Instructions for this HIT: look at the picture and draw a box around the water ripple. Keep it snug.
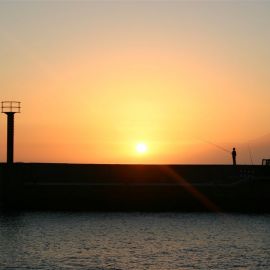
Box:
[0,212,270,270]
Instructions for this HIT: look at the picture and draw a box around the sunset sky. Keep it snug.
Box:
[0,1,270,164]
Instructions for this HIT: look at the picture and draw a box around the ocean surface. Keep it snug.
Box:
[0,212,269,270]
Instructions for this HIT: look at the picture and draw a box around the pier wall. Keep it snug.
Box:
[0,163,270,212]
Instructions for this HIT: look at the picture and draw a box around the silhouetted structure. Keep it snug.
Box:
[232,147,237,165]
[1,101,21,164]
[0,163,270,212]
[262,159,270,166]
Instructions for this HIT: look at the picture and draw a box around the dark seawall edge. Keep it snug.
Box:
[1,163,270,212]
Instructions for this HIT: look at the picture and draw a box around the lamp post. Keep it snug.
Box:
[1,101,21,164]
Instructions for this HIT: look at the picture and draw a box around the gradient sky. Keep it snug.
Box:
[0,1,270,164]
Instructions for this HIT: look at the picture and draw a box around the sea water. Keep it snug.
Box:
[0,212,269,270]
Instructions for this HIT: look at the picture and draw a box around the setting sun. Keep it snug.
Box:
[136,143,148,154]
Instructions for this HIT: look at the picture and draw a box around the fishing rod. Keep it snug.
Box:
[199,139,231,154]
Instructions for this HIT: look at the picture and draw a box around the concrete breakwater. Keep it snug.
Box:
[1,163,270,212]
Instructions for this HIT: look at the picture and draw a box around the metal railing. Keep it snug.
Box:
[1,101,21,113]
[262,159,270,166]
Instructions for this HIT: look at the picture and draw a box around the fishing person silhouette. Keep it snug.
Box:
[232,148,237,165]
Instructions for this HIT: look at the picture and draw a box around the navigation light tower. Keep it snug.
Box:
[1,101,21,164]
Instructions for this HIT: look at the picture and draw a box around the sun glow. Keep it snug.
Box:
[136,142,148,154]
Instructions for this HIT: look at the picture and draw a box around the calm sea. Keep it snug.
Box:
[0,212,269,270]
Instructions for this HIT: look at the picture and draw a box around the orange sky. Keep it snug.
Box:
[0,1,270,164]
